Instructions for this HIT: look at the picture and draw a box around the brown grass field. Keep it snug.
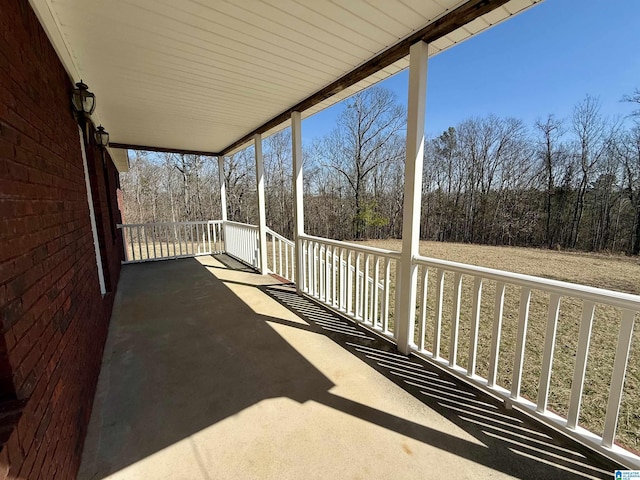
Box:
[359,239,640,453]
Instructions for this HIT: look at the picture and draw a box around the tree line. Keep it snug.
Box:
[120,86,640,255]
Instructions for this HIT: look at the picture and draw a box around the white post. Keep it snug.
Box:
[396,41,428,355]
[218,155,227,253]
[254,134,269,274]
[292,111,305,293]
[218,156,227,222]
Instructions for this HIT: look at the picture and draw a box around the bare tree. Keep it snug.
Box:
[319,87,405,239]
[264,130,293,237]
[620,125,640,254]
[568,96,611,248]
[535,115,567,248]
[224,149,256,224]
[622,88,640,117]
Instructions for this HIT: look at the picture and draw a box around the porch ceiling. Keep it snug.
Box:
[30,0,540,171]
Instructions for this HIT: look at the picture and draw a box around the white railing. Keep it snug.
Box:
[299,234,400,338]
[266,228,295,283]
[223,221,260,269]
[118,221,223,263]
[410,254,640,467]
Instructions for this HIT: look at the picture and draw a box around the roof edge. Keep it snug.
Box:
[109,143,220,158]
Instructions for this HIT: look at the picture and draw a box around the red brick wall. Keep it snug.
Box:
[0,1,123,478]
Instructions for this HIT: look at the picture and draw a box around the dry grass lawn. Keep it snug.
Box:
[359,239,640,453]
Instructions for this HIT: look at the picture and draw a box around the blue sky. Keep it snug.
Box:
[302,0,640,142]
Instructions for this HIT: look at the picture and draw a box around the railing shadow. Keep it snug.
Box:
[264,283,622,480]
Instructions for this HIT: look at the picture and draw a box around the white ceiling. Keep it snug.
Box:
[30,0,541,171]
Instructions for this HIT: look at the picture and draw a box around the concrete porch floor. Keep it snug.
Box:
[78,255,621,480]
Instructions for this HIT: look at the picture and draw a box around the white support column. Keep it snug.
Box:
[254,134,269,274]
[218,155,228,253]
[292,111,305,293]
[396,41,429,355]
[217,156,227,222]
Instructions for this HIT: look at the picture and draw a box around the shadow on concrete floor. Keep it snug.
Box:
[78,256,621,480]
[264,284,622,480]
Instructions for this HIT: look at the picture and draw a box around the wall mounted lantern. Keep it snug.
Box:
[94,125,109,148]
[71,80,96,117]
[93,123,116,240]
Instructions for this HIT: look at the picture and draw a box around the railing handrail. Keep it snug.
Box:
[119,220,224,264]
[223,220,259,230]
[300,233,401,259]
[414,254,640,311]
[266,227,295,248]
[118,220,222,228]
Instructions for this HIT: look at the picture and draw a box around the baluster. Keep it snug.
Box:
[270,233,275,273]
[143,225,149,260]
[382,258,391,333]
[487,282,506,388]
[511,287,532,399]
[285,243,289,280]
[320,245,325,300]
[363,254,370,323]
[418,266,429,351]
[536,294,561,412]
[307,241,312,294]
[567,300,595,429]
[185,224,189,255]
[179,224,184,256]
[278,238,283,277]
[166,224,170,257]
[214,223,218,252]
[334,248,340,308]
[433,269,445,358]
[151,225,157,259]
[137,226,143,260]
[602,309,636,447]
[156,225,163,258]
[340,249,346,310]
[449,272,463,366]
[372,257,380,329]
[190,224,194,255]
[467,277,483,376]
[195,224,199,254]
[347,251,353,315]
[355,253,361,319]
[314,243,319,297]
[125,227,136,261]
[326,245,331,304]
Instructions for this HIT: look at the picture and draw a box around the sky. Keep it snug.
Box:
[301,0,640,143]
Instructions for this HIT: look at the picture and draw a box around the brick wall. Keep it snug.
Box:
[0,1,123,478]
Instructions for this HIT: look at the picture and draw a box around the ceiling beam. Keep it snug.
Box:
[219,0,511,156]
[109,143,220,157]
